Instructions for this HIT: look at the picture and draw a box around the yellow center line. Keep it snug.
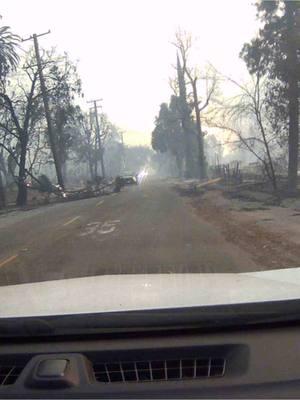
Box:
[96,200,104,207]
[63,216,81,226]
[0,254,18,269]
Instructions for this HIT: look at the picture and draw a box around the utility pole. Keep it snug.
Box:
[88,108,97,178]
[22,31,65,189]
[87,99,106,179]
[120,130,125,173]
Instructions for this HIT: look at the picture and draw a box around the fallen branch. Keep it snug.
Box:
[196,177,221,188]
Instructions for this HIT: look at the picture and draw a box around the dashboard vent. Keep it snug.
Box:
[0,365,24,385]
[94,358,226,384]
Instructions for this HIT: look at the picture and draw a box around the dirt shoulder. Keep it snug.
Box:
[175,183,300,271]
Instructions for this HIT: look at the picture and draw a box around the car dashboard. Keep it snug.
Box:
[1,321,300,398]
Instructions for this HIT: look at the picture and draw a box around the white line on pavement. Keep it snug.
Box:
[96,200,104,207]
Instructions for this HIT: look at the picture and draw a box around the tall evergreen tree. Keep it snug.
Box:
[241,0,300,194]
[151,98,185,177]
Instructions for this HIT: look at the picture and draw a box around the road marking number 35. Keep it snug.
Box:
[79,220,120,237]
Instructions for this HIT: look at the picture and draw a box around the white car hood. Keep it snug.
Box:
[2,268,300,318]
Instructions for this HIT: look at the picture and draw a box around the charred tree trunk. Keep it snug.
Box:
[94,151,98,179]
[255,104,278,193]
[88,156,94,181]
[174,153,184,178]
[287,80,299,194]
[62,161,67,184]
[0,172,6,208]
[182,126,193,179]
[191,79,207,179]
[16,137,28,207]
[286,1,299,195]
[0,151,7,180]
[99,147,106,179]
[0,153,8,203]
[177,55,195,179]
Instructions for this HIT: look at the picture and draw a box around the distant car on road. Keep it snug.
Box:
[120,175,138,186]
[113,175,138,193]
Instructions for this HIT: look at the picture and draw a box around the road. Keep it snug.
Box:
[0,179,258,286]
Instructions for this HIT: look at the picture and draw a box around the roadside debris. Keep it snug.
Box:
[172,178,221,196]
[59,180,115,202]
[174,179,300,271]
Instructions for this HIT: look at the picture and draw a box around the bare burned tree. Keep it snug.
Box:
[168,76,179,97]
[78,114,95,181]
[0,60,41,206]
[0,48,76,206]
[205,69,279,193]
[173,30,217,179]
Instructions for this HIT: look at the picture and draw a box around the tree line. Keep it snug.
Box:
[152,0,300,196]
[0,26,125,208]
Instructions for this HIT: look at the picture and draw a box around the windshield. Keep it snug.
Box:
[1,0,300,329]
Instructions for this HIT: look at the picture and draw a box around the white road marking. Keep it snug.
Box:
[96,200,104,207]
[79,220,120,237]
[99,220,120,235]
[111,193,117,197]
[79,222,99,237]
[63,216,81,226]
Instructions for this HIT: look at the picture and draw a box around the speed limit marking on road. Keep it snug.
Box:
[79,220,120,237]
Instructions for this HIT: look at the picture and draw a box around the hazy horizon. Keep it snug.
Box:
[2,0,258,147]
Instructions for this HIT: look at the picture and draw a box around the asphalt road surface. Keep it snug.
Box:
[0,179,258,286]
